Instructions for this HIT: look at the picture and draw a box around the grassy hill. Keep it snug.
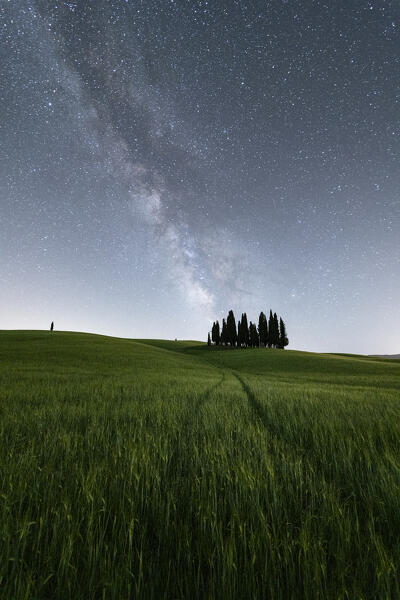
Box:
[1,331,400,599]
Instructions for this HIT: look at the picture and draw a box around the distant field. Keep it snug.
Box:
[1,331,400,599]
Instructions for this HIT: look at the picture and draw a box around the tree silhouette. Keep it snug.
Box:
[272,313,280,347]
[267,310,273,347]
[249,322,259,347]
[237,320,242,347]
[241,313,250,348]
[227,310,237,347]
[211,321,221,345]
[207,332,211,346]
[258,312,268,347]
[278,317,289,349]
[221,319,227,345]
[215,320,220,345]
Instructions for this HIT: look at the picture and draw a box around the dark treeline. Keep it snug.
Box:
[209,310,289,349]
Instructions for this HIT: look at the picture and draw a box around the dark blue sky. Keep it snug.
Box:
[1,0,399,352]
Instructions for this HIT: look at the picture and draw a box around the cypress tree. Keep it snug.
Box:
[207,332,211,346]
[221,319,227,345]
[215,320,220,345]
[278,317,289,349]
[237,320,242,348]
[272,312,279,347]
[258,311,267,347]
[227,310,237,347]
[249,322,259,347]
[241,313,250,347]
[268,310,273,347]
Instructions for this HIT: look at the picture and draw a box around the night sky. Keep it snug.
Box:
[1,1,399,353]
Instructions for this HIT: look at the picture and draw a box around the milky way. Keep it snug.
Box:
[1,1,399,352]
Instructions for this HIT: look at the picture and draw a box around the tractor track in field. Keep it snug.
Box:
[195,371,226,412]
[232,370,307,456]
[181,372,226,428]
[232,370,271,430]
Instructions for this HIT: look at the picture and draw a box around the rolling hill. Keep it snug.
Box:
[1,330,400,599]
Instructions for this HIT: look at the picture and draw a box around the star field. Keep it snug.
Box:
[1,0,399,352]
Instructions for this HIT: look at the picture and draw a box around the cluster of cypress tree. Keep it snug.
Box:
[208,309,288,349]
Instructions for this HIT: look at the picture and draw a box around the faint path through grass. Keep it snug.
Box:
[180,372,226,428]
[232,370,269,428]
[194,372,226,412]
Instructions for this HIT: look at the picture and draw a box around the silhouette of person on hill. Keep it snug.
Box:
[50,321,54,331]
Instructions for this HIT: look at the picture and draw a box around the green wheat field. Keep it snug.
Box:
[1,331,400,599]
